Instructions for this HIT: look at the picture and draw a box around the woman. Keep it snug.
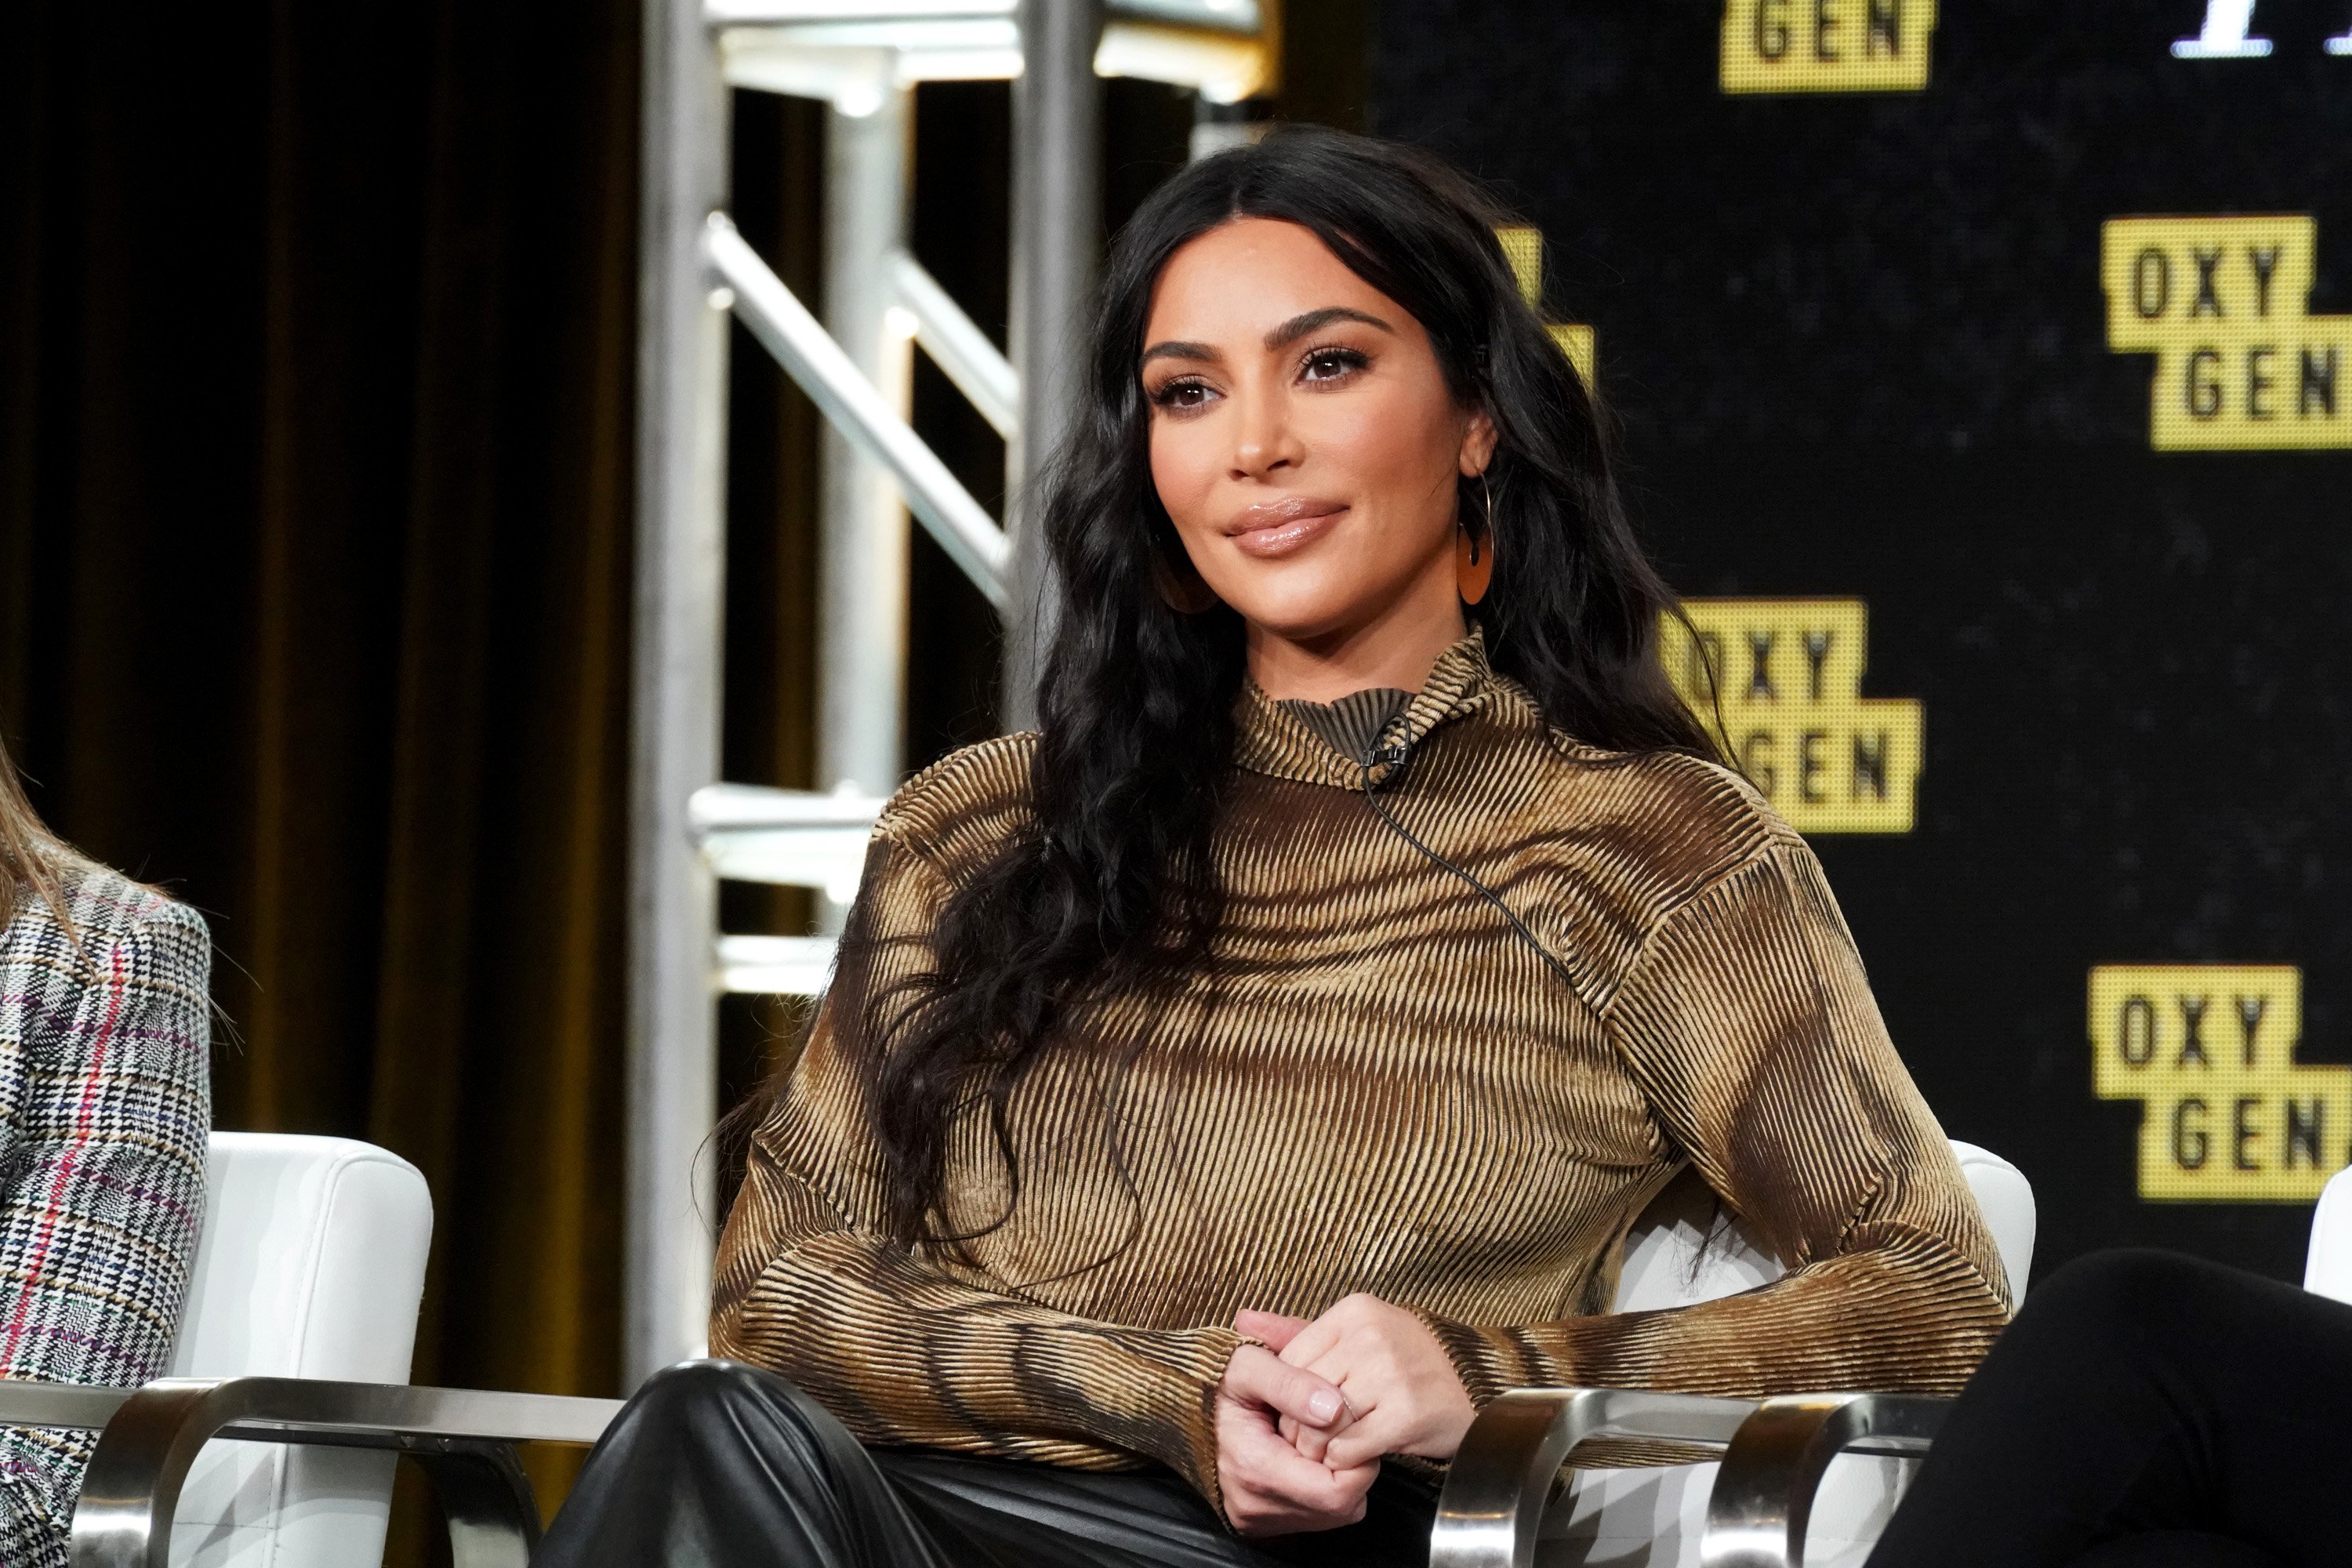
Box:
[0,732,211,1566]
[539,126,2007,1564]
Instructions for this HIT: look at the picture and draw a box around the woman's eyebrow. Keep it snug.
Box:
[1264,306,1393,348]
[1140,339,1218,366]
[1141,307,1395,368]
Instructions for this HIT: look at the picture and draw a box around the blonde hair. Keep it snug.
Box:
[0,729,82,936]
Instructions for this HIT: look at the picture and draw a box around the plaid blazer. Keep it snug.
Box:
[0,867,210,1566]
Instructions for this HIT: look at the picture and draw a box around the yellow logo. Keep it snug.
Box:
[2089,966,2349,1202]
[1660,599,1921,833]
[1720,0,1936,93]
[2102,216,2351,450]
[1496,226,1597,392]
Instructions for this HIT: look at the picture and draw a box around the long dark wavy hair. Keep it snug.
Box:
[846,126,1718,1253]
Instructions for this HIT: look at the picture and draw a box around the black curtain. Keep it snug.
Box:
[4,2,641,1556]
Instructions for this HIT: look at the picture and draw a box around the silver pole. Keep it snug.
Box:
[818,89,913,821]
[627,0,731,1388]
[1005,0,1102,729]
[890,251,1020,441]
[707,219,1011,604]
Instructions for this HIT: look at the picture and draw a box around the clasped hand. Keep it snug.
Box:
[1213,1293,1475,1536]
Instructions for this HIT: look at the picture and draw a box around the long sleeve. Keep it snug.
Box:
[1418,840,2012,1403]
[0,893,212,1566]
[710,833,1245,1504]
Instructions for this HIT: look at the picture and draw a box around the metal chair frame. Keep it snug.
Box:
[1701,1392,1948,1568]
[1,1371,1943,1568]
[1430,1386,1955,1568]
[0,1377,620,1568]
[1428,1388,1758,1568]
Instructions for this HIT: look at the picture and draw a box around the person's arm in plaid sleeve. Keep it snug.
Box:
[0,875,211,1566]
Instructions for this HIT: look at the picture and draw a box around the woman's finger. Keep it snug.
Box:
[1233,1308,1311,1353]
[1223,1344,1347,1429]
[1292,1371,1370,1463]
[1273,1314,1344,1370]
[1320,1410,1407,1471]
[1219,1399,1379,1534]
[1246,1447,1377,1524]
[1290,1407,1331,1462]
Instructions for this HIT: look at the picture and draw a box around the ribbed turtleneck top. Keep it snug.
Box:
[711,633,2009,1509]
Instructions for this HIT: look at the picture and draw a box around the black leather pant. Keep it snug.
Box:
[1869,1250,2352,1567]
[531,1359,1438,1567]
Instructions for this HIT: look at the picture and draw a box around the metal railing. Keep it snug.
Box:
[707,213,1012,604]
[690,782,884,993]
[890,249,1020,437]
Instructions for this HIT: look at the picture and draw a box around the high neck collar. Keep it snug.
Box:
[1235,629,1530,789]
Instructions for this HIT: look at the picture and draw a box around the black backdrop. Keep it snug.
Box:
[1372,0,2352,1281]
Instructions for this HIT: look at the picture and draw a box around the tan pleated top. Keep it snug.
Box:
[711,633,2010,1508]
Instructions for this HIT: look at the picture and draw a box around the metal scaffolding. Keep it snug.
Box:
[629,0,1276,1384]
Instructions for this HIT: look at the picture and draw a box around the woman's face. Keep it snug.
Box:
[1140,217,1495,654]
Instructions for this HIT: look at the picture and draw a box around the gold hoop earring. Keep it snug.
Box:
[1456,472,1495,607]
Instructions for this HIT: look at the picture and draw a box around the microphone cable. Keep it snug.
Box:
[1357,739,1583,996]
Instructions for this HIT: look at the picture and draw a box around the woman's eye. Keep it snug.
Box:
[1301,347,1369,384]
[1151,379,1214,412]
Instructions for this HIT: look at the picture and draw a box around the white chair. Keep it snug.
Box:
[2303,1164,2352,1303]
[1528,1140,2037,1567]
[166,1133,434,1568]
[0,1130,613,1566]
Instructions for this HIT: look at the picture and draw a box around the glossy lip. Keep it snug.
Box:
[1222,495,1348,559]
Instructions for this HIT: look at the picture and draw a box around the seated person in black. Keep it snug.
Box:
[1870,1249,2347,1568]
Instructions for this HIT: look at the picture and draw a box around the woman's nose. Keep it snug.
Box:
[1229,385,1301,479]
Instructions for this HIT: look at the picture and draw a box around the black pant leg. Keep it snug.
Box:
[875,1451,1256,1568]
[1258,1466,1439,1567]
[876,1449,1438,1568]
[535,1359,1437,1568]
[533,1359,969,1568]
[1867,1250,2352,1568]
[2067,1534,2284,1568]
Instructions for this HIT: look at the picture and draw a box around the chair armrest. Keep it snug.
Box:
[24,1376,622,1568]
[0,1374,617,1442]
[1700,1392,1949,1568]
[0,1383,134,1432]
[1429,1387,1758,1568]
